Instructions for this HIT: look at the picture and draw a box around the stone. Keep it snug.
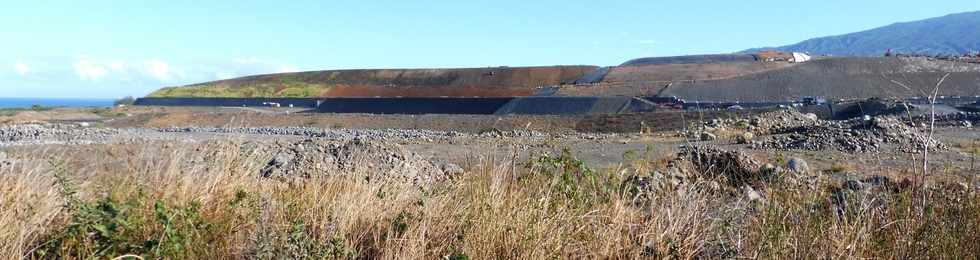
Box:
[787,158,810,173]
[700,132,717,141]
[440,163,465,176]
[803,113,819,121]
[743,185,764,202]
[735,132,755,144]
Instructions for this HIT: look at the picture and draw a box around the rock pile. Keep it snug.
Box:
[260,139,452,185]
[158,126,612,142]
[477,128,547,138]
[158,127,465,141]
[916,112,980,128]
[747,110,821,134]
[752,116,947,153]
[0,124,119,146]
[685,109,820,141]
[681,145,778,188]
[691,109,947,153]
[622,145,782,205]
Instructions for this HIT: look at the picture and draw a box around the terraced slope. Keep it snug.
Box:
[555,60,797,96]
[149,66,597,98]
[660,57,980,101]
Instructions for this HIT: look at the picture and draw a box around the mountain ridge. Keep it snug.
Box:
[744,11,980,56]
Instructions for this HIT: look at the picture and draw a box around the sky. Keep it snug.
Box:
[2,0,979,98]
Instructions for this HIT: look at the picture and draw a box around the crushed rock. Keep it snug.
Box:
[260,139,451,185]
[914,112,980,128]
[0,124,119,146]
[689,108,948,153]
[752,116,946,153]
[623,145,782,205]
[157,126,466,141]
[681,145,777,188]
[748,109,822,134]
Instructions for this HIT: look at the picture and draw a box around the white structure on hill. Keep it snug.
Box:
[791,52,812,63]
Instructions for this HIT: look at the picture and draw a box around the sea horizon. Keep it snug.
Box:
[0,97,116,109]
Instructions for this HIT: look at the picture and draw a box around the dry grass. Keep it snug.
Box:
[1,140,979,259]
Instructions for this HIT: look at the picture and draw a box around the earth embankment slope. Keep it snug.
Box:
[555,56,798,97]
[646,57,980,101]
[149,66,597,98]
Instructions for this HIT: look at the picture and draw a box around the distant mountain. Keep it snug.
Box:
[745,11,980,56]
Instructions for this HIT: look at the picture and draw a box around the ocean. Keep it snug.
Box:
[0,97,115,109]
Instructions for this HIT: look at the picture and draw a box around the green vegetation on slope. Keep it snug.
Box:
[149,75,329,98]
[147,66,597,98]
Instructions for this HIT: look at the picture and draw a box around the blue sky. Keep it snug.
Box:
[2,0,979,98]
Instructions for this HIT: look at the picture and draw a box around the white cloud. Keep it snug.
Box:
[62,55,294,84]
[638,39,657,45]
[108,61,127,72]
[215,71,237,80]
[276,65,299,73]
[74,57,108,80]
[233,57,262,64]
[143,59,173,81]
[14,61,30,76]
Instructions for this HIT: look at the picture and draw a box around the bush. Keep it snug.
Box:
[30,104,50,111]
[113,96,136,106]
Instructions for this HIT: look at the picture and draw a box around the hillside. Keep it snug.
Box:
[148,66,597,98]
[554,57,797,97]
[745,11,980,56]
[550,56,980,101]
[659,57,980,101]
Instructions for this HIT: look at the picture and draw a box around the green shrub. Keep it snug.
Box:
[113,96,136,106]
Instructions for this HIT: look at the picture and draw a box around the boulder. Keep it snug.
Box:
[699,132,717,142]
[440,163,465,176]
[735,132,755,144]
[743,185,764,202]
[787,158,810,173]
[803,113,819,121]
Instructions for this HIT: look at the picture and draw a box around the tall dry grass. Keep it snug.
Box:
[0,140,978,259]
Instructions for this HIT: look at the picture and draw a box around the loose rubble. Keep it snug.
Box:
[752,116,947,153]
[914,112,980,128]
[158,126,467,141]
[0,124,119,146]
[260,139,451,185]
[691,109,948,153]
[680,145,777,188]
[0,123,624,147]
[158,126,608,141]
